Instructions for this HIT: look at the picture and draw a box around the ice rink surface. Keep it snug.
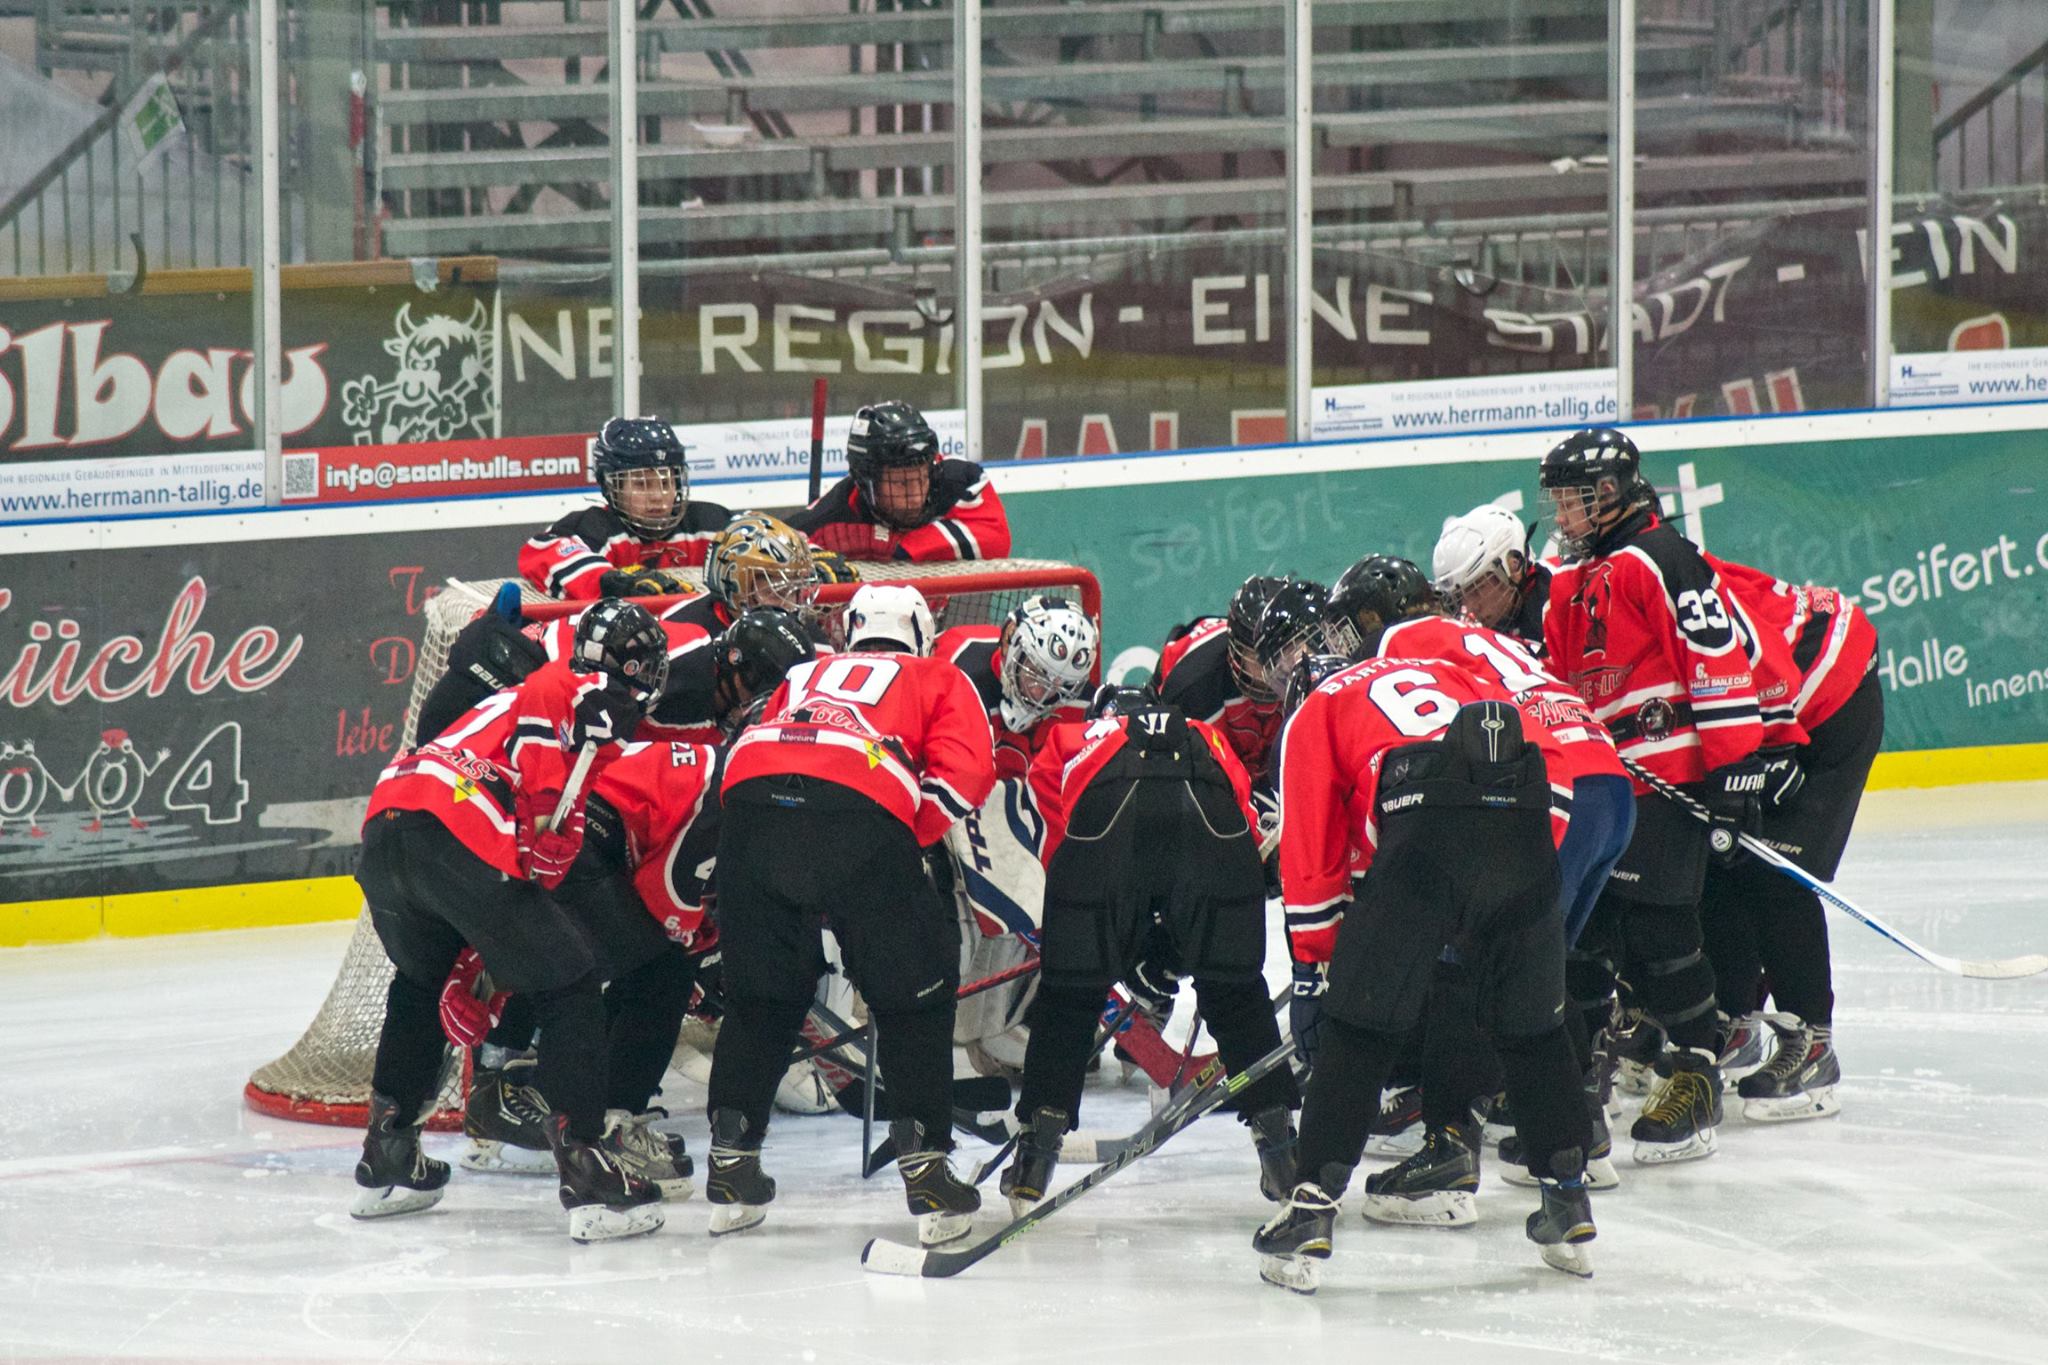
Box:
[4,783,2046,1365]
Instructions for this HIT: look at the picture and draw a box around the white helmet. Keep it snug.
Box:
[999,596,1098,732]
[844,584,936,657]
[1432,504,1531,621]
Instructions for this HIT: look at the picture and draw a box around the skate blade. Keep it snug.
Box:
[1360,1188,1476,1228]
[918,1210,974,1247]
[349,1184,444,1219]
[458,1140,553,1175]
[1630,1128,1718,1165]
[861,1237,929,1276]
[1505,1155,1620,1191]
[707,1203,767,1237]
[1741,1087,1841,1124]
[569,1201,665,1243]
[1364,1129,1422,1159]
[1259,1253,1321,1295]
[1539,1239,1595,1278]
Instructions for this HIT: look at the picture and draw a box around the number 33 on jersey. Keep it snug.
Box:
[723,651,997,847]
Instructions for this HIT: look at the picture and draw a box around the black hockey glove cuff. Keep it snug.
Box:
[1757,745,1806,811]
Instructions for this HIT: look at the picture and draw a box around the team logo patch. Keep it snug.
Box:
[1636,697,1677,740]
[864,740,887,769]
[1574,665,1630,701]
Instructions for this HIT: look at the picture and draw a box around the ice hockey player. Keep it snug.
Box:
[1322,553,1636,1211]
[936,594,1099,779]
[1003,686,1299,1215]
[706,584,996,1244]
[645,606,817,745]
[658,512,830,639]
[1538,426,1784,1164]
[455,733,724,1198]
[1153,574,1300,785]
[351,599,670,1242]
[1696,556,1881,1121]
[1431,502,1551,641]
[787,401,1011,562]
[520,416,731,600]
[1258,654,1595,1293]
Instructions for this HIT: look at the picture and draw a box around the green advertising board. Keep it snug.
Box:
[1003,424,2048,755]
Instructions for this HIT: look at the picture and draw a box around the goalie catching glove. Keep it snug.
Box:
[439,947,511,1048]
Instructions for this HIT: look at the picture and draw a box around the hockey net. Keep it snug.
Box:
[243,558,1103,1130]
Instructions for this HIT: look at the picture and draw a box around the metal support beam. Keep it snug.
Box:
[610,0,641,416]
[253,0,284,501]
[1608,0,1635,418]
[1286,0,1312,441]
[954,0,983,461]
[1868,0,1895,407]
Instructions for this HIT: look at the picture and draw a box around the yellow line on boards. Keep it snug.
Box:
[0,877,361,948]
[1865,742,2048,791]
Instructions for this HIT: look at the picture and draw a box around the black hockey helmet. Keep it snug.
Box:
[1225,574,1294,704]
[846,400,941,530]
[713,607,813,708]
[1087,684,1154,720]
[1538,427,1655,555]
[1253,579,1333,694]
[592,416,690,538]
[573,598,670,711]
[1280,653,1354,719]
[1323,554,1438,658]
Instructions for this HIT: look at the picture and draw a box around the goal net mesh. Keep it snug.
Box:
[244,559,1101,1129]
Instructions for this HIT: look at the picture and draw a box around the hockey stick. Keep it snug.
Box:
[1623,757,2048,980]
[547,742,599,833]
[861,1036,1299,1279]
[807,376,828,504]
[785,957,1042,1070]
[970,991,1144,1186]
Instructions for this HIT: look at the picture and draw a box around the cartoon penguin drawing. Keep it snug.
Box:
[78,729,170,832]
[0,740,60,838]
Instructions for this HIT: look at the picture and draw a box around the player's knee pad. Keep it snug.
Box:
[1632,948,1718,1028]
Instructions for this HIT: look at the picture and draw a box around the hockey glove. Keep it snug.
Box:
[809,548,860,585]
[599,566,695,598]
[1757,744,1806,811]
[571,679,644,748]
[516,798,586,890]
[438,947,511,1049]
[1703,758,1767,866]
[1290,958,1330,1071]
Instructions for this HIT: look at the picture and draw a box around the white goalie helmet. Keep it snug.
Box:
[843,583,936,657]
[1432,503,1532,626]
[998,595,1098,732]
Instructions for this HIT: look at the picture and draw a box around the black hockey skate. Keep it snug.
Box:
[545,1113,664,1243]
[1737,1018,1841,1123]
[461,1062,553,1176]
[1363,1084,1423,1157]
[1524,1148,1597,1278]
[1247,1105,1298,1202]
[1630,1047,1723,1164]
[1000,1106,1067,1216]
[1476,1089,1517,1147]
[1361,1121,1480,1227]
[893,1118,981,1247]
[705,1108,775,1236]
[1254,1174,1345,1295]
[351,1092,451,1219]
[604,1108,694,1200]
[1503,1090,1619,1191]
[1715,1011,1769,1083]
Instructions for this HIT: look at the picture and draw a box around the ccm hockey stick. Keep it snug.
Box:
[861,1036,1299,1279]
[1623,757,2048,980]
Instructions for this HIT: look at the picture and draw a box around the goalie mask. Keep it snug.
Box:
[705,512,818,614]
[592,416,690,538]
[844,583,936,656]
[1432,504,1534,628]
[572,598,670,711]
[998,596,1098,733]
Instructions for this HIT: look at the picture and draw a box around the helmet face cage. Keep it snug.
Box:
[1253,582,1333,704]
[1432,507,1531,625]
[1320,614,1367,660]
[1540,428,1648,557]
[846,402,940,531]
[707,516,818,613]
[999,603,1098,730]
[1225,575,1291,705]
[574,599,670,712]
[593,417,690,538]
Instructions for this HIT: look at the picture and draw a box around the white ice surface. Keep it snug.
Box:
[4,782,2047,1364]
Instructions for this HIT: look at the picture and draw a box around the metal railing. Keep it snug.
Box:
[1933,37,2048,193]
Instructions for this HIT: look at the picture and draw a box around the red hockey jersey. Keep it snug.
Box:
[1027,714,1256,867]
[1543,517,1772,790]
[1707,556,1877,733]
[519,501,733,600]
[1375,615,1627,787]
[1152,617,1281,784]
[722,650,996,846]
[590,739,721,945]
[1276,656,1572,964]
[935,623,1085,780]
[366,659,621,879]
[787,461,1012,562]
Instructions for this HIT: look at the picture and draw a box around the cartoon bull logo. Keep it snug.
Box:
[340,299,497,445]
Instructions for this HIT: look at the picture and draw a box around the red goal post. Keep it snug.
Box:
[243,557,1102,1130]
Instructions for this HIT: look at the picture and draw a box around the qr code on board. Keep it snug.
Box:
[281,452,317,500]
